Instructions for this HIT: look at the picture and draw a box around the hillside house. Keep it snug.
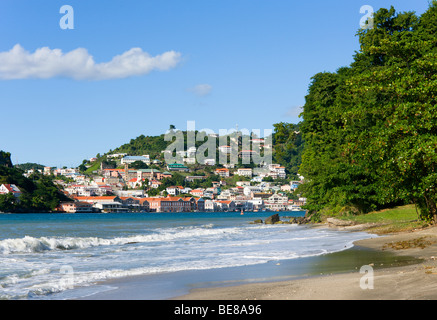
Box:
[121,155,150,165]
[235,168,252,177]
[215,168,230,178]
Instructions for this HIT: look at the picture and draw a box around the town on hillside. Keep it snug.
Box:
[10,149,306,213]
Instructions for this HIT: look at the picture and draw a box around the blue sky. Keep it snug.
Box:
[0,0,430,167]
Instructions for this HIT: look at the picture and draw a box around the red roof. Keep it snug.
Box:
[1,184,21,193]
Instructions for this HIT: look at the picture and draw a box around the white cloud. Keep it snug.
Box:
[0,44,182,80]
[188,84,213,96]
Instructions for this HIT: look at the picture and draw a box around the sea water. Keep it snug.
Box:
[0,212,374,300]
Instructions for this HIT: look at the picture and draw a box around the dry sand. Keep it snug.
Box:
[174,226,437,300]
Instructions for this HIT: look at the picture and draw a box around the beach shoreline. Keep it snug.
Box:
[173,225,437,300]
[78,223,437,300]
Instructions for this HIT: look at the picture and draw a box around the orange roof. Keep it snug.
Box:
[74,196,117,201]
[217,200,232,204]
[165,196,184,201]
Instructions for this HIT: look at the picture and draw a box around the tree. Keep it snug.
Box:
[0,151,13,168]
[129,161,148,170]
[299,3,437,221]
[272,122,304,178]
[0,193,18,212]
[346,4,437,221]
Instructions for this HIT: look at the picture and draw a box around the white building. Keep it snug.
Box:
[236,168,252,177]
[54,168,79,177]
[243,186,263,197]
[121,155,150,165]
[107,153,127,159]
[114,190,146,198]
[204,199,218,211]
[166,186,181,196]
[268,164,286,179]
[94,202,129,213]
[265,193,288,211]
[248,198,264,210]
[236,181,251,187]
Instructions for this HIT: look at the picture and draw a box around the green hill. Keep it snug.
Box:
[111,134,170,159]
[81,124,304,178]
[14,163,45,171]
[0,153,71,213]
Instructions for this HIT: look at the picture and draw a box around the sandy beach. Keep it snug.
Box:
[174,225,437,300]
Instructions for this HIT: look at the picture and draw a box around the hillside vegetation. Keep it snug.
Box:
[83,124,305,179]
[0,154,70,213]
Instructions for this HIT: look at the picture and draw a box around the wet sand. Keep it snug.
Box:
[81,225,437,300]
[174,226,437,300]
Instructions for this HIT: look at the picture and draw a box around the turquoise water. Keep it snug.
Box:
[0,211,374,300]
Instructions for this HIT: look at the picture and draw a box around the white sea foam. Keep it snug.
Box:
[0,217,376,300]
[0,225,242,255]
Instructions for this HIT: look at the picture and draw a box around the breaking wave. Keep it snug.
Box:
[0,225,240,255]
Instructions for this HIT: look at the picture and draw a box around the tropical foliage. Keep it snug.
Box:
[299,3,437,222]
[0,163,70,212]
